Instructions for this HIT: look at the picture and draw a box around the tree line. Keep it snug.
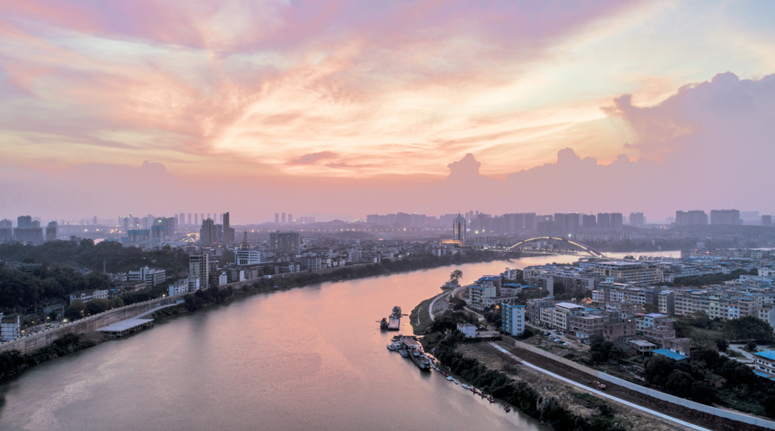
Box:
[0,239,189,274]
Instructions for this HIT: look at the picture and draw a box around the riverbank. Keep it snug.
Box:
[0,251,509,384]
[409,293,700,431]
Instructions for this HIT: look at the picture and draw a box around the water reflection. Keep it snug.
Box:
[0,253,662,431]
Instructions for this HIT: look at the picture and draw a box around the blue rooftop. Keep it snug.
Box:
[753,370,775,380]
[645,313,667,318]
[754,351,775,361]
[653,349,688,361]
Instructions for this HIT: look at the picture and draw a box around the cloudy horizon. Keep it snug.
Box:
[2,1,774,222]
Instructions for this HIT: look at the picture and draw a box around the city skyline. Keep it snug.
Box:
[1,2,774,219]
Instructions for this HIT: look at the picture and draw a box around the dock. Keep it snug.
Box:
[97,318,154,338]
[388,315,400,330]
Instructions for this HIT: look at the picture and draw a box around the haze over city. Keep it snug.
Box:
[5,3,775,431]
[2,1,774,222]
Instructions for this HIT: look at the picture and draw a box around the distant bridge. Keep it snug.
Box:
[504,236,604,257]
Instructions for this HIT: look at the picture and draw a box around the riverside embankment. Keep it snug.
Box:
[0,258,564,431]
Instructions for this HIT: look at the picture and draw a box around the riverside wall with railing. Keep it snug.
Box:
[0,296,181,355]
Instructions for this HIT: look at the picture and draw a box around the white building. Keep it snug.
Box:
[218,273,228,286]
[456,323,477,338]
[552,302,586,331]
[169,278,199,296]
[69,290,109,304]
[236,249,261,266]
[128,266,166,288]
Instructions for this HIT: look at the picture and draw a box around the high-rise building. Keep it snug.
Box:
[270,231,300,255]
[223,212,231,245]
[710,209,742,225]
[453,213,466,243]
[597,213,610,230]
[13,216,43,244]
[0,219,13,243]
[582,214,596,229]
[45,221,58,241]
[187,213,192,225]
[676,210,708,225]
[194,213,199,226]
[200,218,216,245]
[288,213,293,224]
[629,212,645,226]
[275,213,280,224]
[763,215,772,226]
[554,213,579,234]
[281,213,286,224]
[93,216,97,225]
[17,215,32,228]
[611,213,623,231]
[179,213,185,226]
[189,253,210,289]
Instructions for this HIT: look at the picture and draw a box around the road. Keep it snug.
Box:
[488,342,710,431]
[428,285,467,322]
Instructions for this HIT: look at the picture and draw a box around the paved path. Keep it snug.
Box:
[428,285,466,322]
[489,342,710,431]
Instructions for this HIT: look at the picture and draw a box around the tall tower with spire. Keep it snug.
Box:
[453,213,466,244]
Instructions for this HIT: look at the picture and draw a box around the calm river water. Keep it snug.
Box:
[0,252,671,430]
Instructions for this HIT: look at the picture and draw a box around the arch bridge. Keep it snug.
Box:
[505,236,604,257]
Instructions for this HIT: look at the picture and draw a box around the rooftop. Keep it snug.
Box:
[98,318,154,333]
[555,302,585,309]
[754,351,775,361]
[653,349,688,361]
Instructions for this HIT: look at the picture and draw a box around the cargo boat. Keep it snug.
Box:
[391,335,431,371]
[380,306,402,331]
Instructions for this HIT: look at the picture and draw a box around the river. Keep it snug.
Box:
[0,252,668,430]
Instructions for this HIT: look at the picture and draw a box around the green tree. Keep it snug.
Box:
[723,316,774,343]
[666,370,695,398]
[450,269,463,283]
[86,298,110,315]
[64,300,85,321]
[716,338,729,352]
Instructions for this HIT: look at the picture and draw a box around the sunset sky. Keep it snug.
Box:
[1,1,774,222]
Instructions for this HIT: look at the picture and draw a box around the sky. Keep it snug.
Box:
[1,0,774,223]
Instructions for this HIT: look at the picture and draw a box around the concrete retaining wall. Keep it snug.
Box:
[511,339,775,430]
[0,297,181,355]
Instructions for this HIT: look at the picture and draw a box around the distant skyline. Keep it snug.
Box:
[1,1,774,221]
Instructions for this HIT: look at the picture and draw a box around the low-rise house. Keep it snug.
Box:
[753,351,775,378]
[69,290,109,304]
[456,323,477,338]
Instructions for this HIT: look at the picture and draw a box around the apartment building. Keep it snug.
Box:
[552,302,586,332]
[569,313,606,339]
[501,303,525,336]
[593,261,661,285]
